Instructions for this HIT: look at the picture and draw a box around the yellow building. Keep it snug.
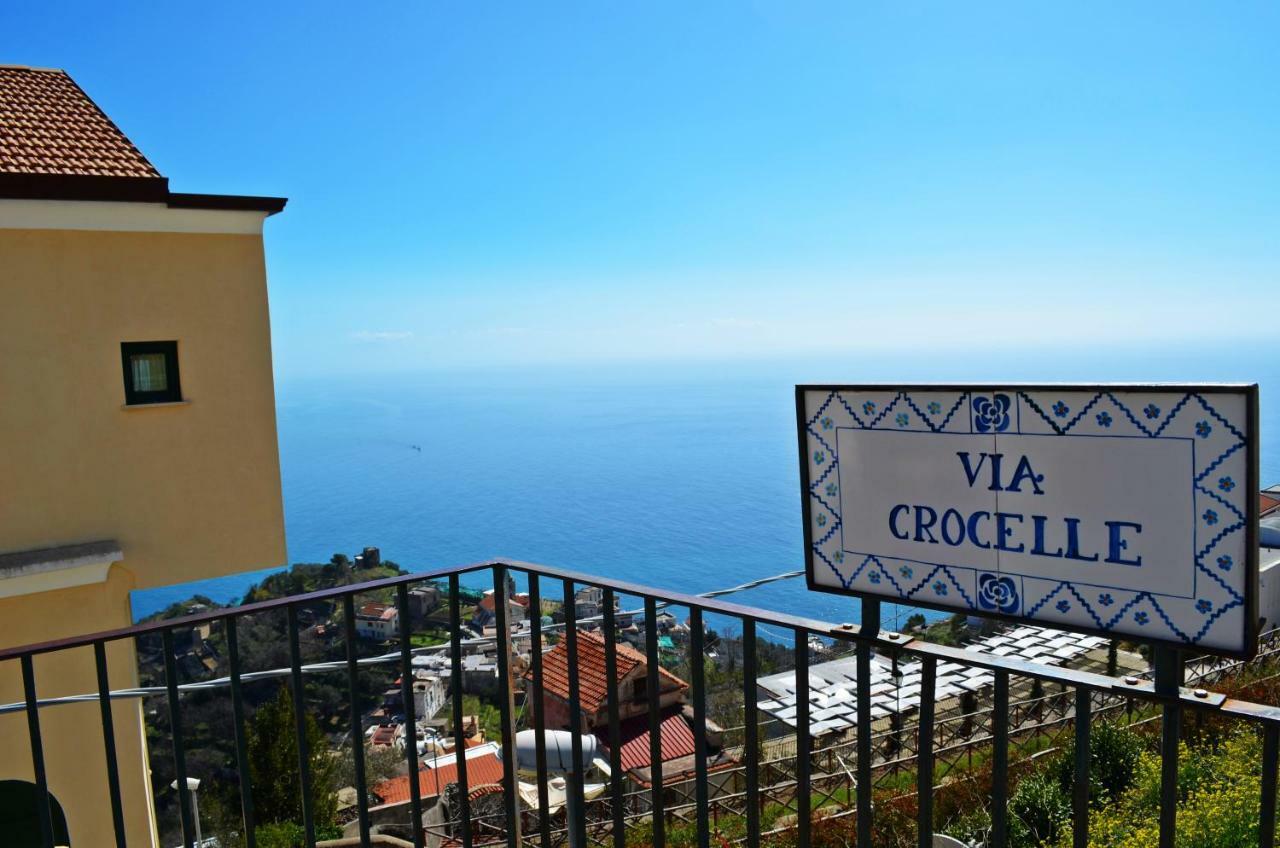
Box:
[0,65,287,846]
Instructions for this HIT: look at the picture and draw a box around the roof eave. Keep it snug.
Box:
[0,174,287,215]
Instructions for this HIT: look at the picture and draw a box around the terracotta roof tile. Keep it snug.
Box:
[529,630,688,715]
[0,66,161,179]
[593,707,696,773]
[1263,493,1280,517]
[372,752,505,806]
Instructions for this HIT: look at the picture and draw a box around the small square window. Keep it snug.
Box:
[121,341,182,405]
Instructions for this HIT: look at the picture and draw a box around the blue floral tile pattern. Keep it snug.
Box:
[803,387,1250,653]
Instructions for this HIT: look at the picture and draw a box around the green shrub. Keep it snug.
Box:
[1009,772,1071,847]
[1051,721,1146,806]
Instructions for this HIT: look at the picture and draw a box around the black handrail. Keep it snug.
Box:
[5,556,1280,848]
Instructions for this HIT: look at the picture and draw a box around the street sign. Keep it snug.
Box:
[798,385,1259,658]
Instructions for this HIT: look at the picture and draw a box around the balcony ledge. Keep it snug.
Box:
[0,540,122,599]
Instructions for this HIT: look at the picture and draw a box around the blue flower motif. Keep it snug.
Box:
[1096,411,1113,427]
[1196,599,1213,614]
[899,565,913,580]
[1217,554,1233,571]
[816,514,827,528]
[927,401,942,415]
[834,551,844,564]
[1098,593,1114,607]
[1143,403,1161,420]
[972,394,1012,433]
[1134,611,1149,626]
[977,573,1019,614]
[1052,401,1069,418]
[1218,476,1235,493]
[1203,509,1219,526]
[862,401,876,416]
[825,482,838,497]
[820,416,834,431]
[1055,599,1071,613]
[868,571,881,584]
[1195,420,1212,438]
[932,580,948,596]
[813,450,826,465]
[895,412,910,428]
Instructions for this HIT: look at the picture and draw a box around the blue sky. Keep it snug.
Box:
[5,2,1277,377]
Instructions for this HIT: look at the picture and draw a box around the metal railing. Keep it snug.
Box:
[4,557,1280,848]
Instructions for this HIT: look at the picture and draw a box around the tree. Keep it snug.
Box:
[246,685,339,834]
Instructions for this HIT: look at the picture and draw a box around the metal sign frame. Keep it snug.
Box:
[797,383,1260,660]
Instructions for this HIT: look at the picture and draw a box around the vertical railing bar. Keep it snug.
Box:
[21,655,56,848]
[492,565,521,848]
[287,604,317,847]
[528,573,552,848]
[644,596,665,848]
[163,629,196,848]
[396,583,425,848]
[564,579,587,848]
[795,628,810,847]
[343,595,372,847]
[1154,648,1182,848]
[604,589,625,848]
[1073,687,1091,848]
[449,574,473,848]
[991,670,1009,848]
[1261,723,1279,848]
[855,639,873,848]
[94,641,128,848]
[917,655,937,848]
[690,607,709,848]
[227,616,257,848]
[742,618,761,848]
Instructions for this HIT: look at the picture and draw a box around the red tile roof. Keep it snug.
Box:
[0,66,160,178]
[530,630,688,714]
[372,752,505,805]
[593,708,696,773]
[1263,493,1280,517]
[478,592,530,613]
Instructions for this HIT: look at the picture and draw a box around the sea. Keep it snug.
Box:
[131,345,1280,633]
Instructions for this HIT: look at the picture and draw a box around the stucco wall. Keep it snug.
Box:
[0,223,287,588]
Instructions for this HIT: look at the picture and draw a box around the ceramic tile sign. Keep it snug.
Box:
[797,385,1260,658]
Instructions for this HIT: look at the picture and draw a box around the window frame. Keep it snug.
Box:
[120,340,183,406]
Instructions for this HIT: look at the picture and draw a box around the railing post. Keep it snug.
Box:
[287,604,317,847]
[1262,723,1279,848]
[644,596,665,848]
[690,607,709,848]
[162,629,196,848]
[742,618,761,848]
[795,628,810,847]
[991,670,1009,848]
[93,641,128,848]
[856,596,879,848]
[1073,687,1091,848]
[227,615,257,848]
[342,595,372,847]
[448,574,472,848]
[1154,647,1183,848]
[603,589,625,848]
[917,655,936,848]
[528,573,552,848]
[563,579,586,848]
[492,564,521,848]
[21,655,56,848]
